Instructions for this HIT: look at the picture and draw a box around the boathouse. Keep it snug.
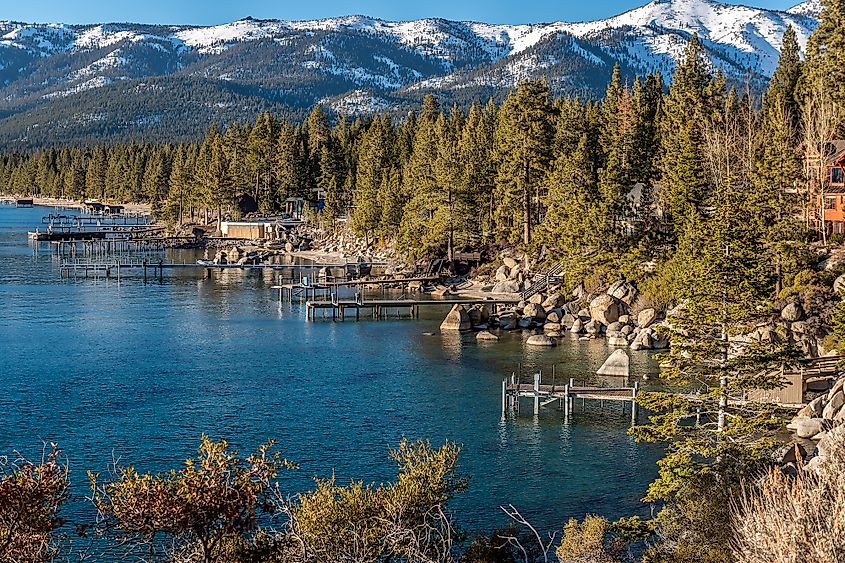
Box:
[83,201,124,215]
[220,220,276,239]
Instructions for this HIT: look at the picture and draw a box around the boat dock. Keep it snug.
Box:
[58,259,386,282]
[502,371,640,424]
[272,276,440,302]
[304,295,519,321]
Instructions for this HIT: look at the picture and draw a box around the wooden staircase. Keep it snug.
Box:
[521,263,565,301]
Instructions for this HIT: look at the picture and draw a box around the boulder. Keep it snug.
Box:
[546,310,562,323]
[608,336,629,347]
[546,330,564,337]
[795,417,831,439]
[781,302,804,322]
[543,322,562,333]
[499,317,517,331]
[476,331,499,341]
[467,307,484,327]
[491,280,520,294]
[597,349,630,376]
[518,316,534,329]
[503,257,518,269]
[570,319,584,334]
[835,274,845,294]
[562,313,577,328]
[542,293,564,310]
[589,294,623,326]
[528,293,545,305]
[607,280,639,305]
[440,305,471,332]
[607,321,624,332]
[526,334,557,347]
[637,308,657,329]
[618,315,631,325]
[822,390,845,419]
[495,265,510,282]
[523,303,547,321]
[585,320,601,336]
[621,325,634,336]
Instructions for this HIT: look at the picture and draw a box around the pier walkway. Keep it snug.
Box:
[502,371,640,424]
[304,295,519,321]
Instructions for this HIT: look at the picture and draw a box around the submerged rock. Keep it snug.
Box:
[526,334,557,347]
[476,330,499,341]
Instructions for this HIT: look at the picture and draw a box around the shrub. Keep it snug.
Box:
[731,426,845,563]
[0,445,68,563]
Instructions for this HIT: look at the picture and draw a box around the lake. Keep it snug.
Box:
[0,204,662,538]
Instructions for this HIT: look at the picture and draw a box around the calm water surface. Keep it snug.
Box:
[0,205,661,535]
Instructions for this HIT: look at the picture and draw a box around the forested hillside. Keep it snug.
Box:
[0,0,818,146]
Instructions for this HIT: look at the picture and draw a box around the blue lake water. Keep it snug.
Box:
[0,204,662,537]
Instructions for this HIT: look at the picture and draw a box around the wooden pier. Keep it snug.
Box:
[304,296,519,321]
[59,259,387,283]
[272,276,440,302]
[502,371,640,424]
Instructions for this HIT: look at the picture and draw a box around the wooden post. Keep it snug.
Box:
[502,380,507,420]
[533,372,540,416]
[564,383,570,419]
[631,381,639,425]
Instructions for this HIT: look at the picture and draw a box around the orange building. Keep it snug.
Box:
[809,140,845,235]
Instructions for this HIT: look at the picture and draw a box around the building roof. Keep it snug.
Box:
[826,140,845,165]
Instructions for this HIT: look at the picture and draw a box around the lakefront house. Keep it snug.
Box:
[809,140,845,236]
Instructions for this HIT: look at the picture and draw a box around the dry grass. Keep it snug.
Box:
[732,426,845,563]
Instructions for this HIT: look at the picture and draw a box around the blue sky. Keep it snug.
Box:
[2,0,802,25]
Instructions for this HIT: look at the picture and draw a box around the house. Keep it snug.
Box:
[808,140,845,235]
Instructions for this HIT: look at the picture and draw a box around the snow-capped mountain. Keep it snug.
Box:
[0,0,820,147]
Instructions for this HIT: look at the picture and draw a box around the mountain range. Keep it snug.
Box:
[0,0,822,148]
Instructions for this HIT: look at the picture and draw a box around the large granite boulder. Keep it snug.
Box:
[637,308,657,329]
[589,294,623,326]
[795,418,831,439]
[440,305,471,332]
[597,349,630,376]
[607,280,639,305]
[476,330,499,341]
[523,303,547,322]
[491,280,520,294]
[542,293,564,310]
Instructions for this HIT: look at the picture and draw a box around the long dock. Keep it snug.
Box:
[59,259,386,282]
[304,296,519,321]
[502,371,640,424]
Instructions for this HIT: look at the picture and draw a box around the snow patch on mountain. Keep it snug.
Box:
[321,89,389,114]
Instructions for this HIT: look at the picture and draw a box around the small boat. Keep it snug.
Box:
[196,259,215,266]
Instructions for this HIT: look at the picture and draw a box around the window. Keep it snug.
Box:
[832,167,845,184]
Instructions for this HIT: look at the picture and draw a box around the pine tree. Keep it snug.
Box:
[459,100,497,244]
[659,35,716,236]
[803,0,845,112]
[493,80,556,246]
[352,116,395,243]
[246,112,277,212]
[755,27,805,295]
[85,146,107,200]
